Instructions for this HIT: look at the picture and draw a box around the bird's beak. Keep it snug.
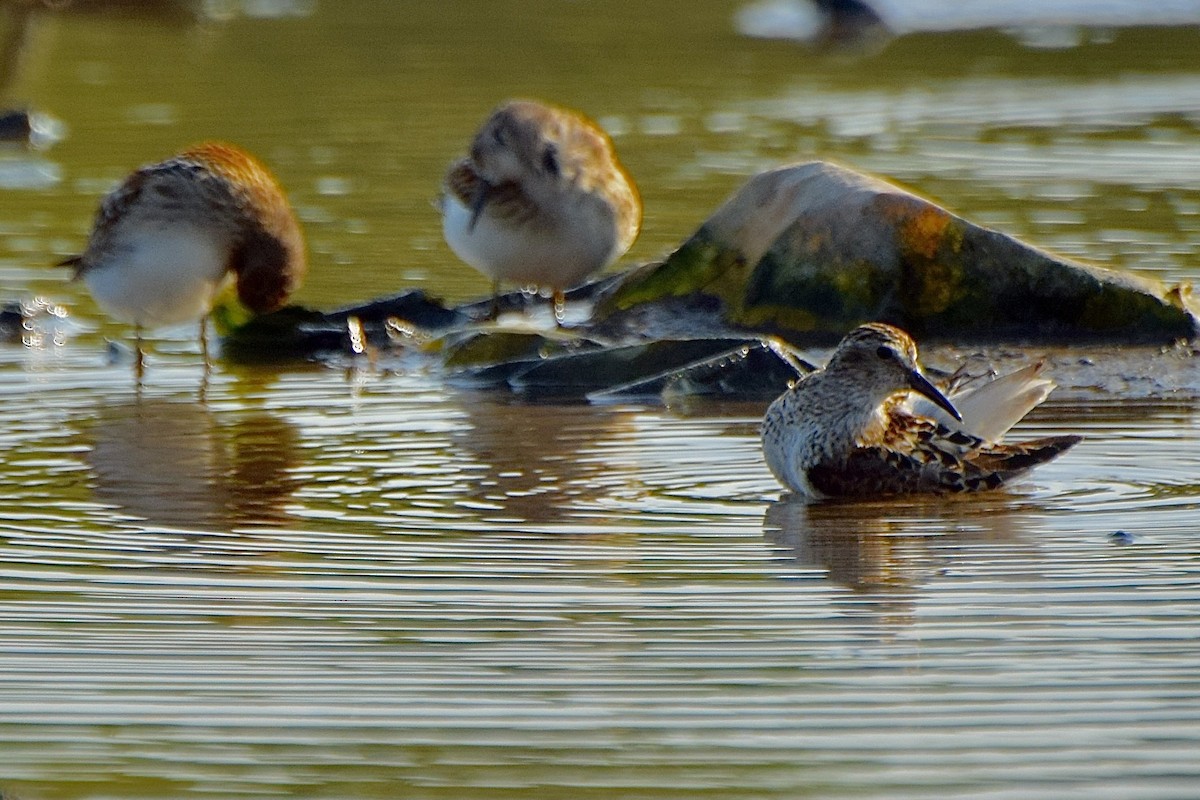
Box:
[468,183,491,232]
[908,369,962,422]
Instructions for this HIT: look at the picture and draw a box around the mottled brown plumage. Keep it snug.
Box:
[186,142,307,314]
[440,99,641,320]
[761,323,1081,501]
[62,141,306,371]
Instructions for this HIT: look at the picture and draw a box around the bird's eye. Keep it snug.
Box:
[876,346,892,360]
[541,146,559,176]
[492,127,506,146]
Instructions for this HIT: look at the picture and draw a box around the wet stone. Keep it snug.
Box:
[450,337,771,399]
[589,340,812,403]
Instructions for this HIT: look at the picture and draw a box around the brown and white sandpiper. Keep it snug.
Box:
[440,99,641,323]
[761,323,1081,500]
[61,141,306,374]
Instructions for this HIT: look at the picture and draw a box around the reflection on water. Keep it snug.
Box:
[762,493,1041,625]
[87,398,300,530]
[450,394,638,526]
[763,494,1026,592]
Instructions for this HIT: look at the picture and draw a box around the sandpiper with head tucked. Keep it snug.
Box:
[440,99,641,323]
[61,141,306,374]
[761,323,1081,501]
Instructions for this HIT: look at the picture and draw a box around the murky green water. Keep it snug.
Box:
[0,2,1199,798]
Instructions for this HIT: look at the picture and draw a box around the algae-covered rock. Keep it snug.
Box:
[218,290,469,361]
[217,305,346,362]
[597,161,1198,343]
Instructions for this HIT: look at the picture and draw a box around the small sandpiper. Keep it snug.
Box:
[440,98,641,323]
[61,141,306,374]
[761,323,1081,500]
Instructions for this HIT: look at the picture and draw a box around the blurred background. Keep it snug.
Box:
[1,0,1199,328]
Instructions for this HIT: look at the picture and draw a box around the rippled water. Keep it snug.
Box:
[1,1,1199,798]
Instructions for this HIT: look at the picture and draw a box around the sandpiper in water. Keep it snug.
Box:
[61,141,306,375]
[761,323,1081,500]
[440,98,641,323]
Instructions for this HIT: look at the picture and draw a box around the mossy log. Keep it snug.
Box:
[596,161,1198,344]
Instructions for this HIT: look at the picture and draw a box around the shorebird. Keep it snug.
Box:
[440,98,641,323]
[61,141,306,375]
[761,323,1081,500]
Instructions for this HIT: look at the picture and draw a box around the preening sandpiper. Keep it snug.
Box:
[440,98,641,323]
[761,323,1081,501]
[61,141,306,374]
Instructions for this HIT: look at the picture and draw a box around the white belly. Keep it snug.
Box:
[83,226,231,329]
[441,194,617,290]
[762,431,824,501]
[761,398,827,501]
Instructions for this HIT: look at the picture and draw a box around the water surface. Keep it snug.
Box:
[0,1,1199,797]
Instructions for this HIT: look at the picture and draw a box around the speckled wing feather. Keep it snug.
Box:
[61,157,231,279]
[809,413,1081,497]
[60,160,194,277]
[104,157,230,224]
[63,143,305,314]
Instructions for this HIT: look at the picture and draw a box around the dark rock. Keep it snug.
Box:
[589,339,813,402]
[325,289,468,331]
[449,337,773,399]
[0,110,32,143]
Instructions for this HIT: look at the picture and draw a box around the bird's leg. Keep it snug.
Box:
[552,289,566,328]
[133,324,145,382]
[485,279,501,321]
[199,315,211,373]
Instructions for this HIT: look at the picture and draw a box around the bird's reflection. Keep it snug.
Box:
[763,492,1037,622]
[87,398,300,531]
[449,393,635,525]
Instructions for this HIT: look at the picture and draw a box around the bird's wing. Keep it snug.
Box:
[807,446,958,497]
[60,166,159,276]
[809,416,1081,499]
[910,361,1057,443]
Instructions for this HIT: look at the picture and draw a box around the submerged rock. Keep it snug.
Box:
[588,339,811,403]
[449,336,780,399]
[0,297,70,344]
[0,111,33,144]
[596,161,1198,344]
[0,302,23,342]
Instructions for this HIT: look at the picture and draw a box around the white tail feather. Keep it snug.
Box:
[911,362,1056,443]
